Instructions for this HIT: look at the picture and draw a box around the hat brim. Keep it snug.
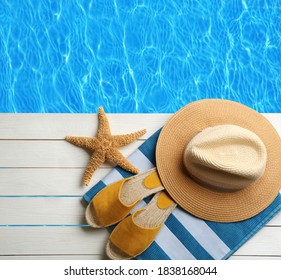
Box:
[156,99,281,222]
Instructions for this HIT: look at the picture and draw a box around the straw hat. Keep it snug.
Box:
[156,99,281,222]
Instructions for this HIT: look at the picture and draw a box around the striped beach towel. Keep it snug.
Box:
[83,129,281,260]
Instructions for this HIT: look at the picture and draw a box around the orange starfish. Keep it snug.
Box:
[65,107,146,186]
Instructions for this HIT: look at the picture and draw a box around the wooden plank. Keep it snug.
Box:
[230,256,281,260]
[1,197,281,226]
[265,113,281,135]
[0,113,280,140]
[0,140,143,168]
[0,227,280,256]
[0,227,109,255]
[0,255,105,260]
[1,255,280,260]
[0,168,111,196]
[0,114,171,139]
[267,211,281,226]
[234,227,281,256]
[0,198,86,225]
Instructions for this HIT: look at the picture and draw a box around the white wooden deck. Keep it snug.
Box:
[0,113,281,260]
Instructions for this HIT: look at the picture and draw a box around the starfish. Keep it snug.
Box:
[65,107,146,186]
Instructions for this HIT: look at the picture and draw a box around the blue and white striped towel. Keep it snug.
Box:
[83,129,281,260]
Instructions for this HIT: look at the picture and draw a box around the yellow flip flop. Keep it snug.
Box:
[106,191,177,260]
[85,168,164,228]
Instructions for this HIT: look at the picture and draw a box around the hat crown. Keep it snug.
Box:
[183,125,267,191]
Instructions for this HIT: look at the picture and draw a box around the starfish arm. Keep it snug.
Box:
[111,129,147,147]
[65,136,99,151]
[83,151,106,186]
[106,148,139,174]
[97,107,111,139]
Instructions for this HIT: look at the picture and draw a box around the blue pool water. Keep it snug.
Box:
[0,0,281,113]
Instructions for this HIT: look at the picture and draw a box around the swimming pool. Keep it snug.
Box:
[0,0,280,113]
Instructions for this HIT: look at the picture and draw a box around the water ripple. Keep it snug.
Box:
[0,0,280,113]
